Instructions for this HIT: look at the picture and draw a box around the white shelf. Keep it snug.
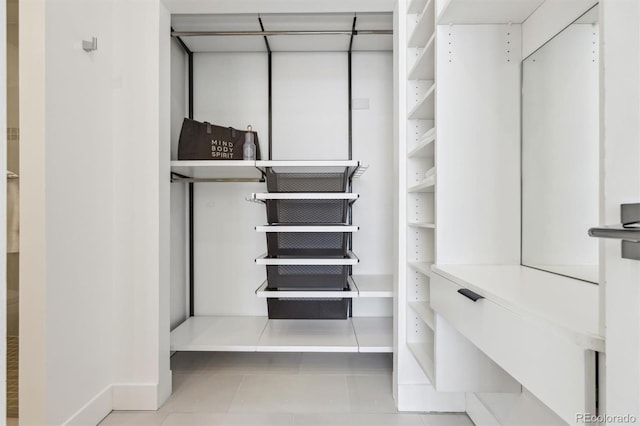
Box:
[255,225,359,233]
[408,0,429,14]
[408,222,436,229]
[352,275,393,298]
[437,0,545,24]
[409,301,435,330]
[407,342,435,384]
[171,316,392,353]
[255,160,362,176]
[170,160,262,180]
[257,319,359,352]
[408,33,436,81]
[409,261,433,277]
[408,128,436,158]
[170,316,268,351]
[408,0,435,48]
[408,83,436,120]
[255,279,358,299]
[255,251,359,265]
[352,317,393,353]
[251,192,359,200]
[408,175,436,193]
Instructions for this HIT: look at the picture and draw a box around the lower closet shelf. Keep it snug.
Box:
[170,316,392,353]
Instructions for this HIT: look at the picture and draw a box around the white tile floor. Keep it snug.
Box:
[99,352,474,426]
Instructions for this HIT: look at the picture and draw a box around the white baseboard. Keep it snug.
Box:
[397,384,465,412]
[466,393,500,426]
[62,386,112,426]
[112,383,160,410]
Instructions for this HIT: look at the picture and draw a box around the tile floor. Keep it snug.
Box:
[99,352,474,426]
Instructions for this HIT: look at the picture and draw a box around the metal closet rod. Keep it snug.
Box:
[171,29,392,37]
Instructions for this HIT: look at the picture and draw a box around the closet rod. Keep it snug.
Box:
[171,29,392,37]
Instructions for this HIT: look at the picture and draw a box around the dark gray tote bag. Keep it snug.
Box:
[177,118,260,160]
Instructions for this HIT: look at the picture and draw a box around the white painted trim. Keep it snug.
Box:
[62,386,112,426]
[112,383,161,411]
[396,384,465,412]
[466,393,501,426]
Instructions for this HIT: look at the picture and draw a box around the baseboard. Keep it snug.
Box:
[466,393,500,426]
[112,383,160,410]
[396,383,465,412]
[62,385,112,426]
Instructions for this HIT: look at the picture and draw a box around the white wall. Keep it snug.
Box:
[436,24,521,265]
[21,0,116,423]
[272,52,348,160]
[20,0,171,423]
[111,0,171,411]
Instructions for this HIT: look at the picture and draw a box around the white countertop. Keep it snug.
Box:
[431,264,604,352]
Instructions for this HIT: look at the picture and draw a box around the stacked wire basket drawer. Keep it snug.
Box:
[254,163,360,319]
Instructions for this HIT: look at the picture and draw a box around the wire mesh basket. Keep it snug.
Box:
[266,264,349,290]
[265,199,349,224]
[265,168,349,192]
[266,232,350,257]
[267,298,349,319]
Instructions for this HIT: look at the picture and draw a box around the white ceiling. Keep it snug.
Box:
[172,12,393,52]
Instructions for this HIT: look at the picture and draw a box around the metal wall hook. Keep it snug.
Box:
[83,37,97,52]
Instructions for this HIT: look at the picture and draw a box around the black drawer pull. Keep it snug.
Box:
[457,288,484,302]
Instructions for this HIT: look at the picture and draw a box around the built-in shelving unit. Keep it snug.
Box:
[401,0,439,401]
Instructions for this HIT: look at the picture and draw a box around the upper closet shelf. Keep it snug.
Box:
[408,33,436,81]
[171,160,263,181]
[408,0,435,48]
[437,0,545,24]
[171,12,393,53]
